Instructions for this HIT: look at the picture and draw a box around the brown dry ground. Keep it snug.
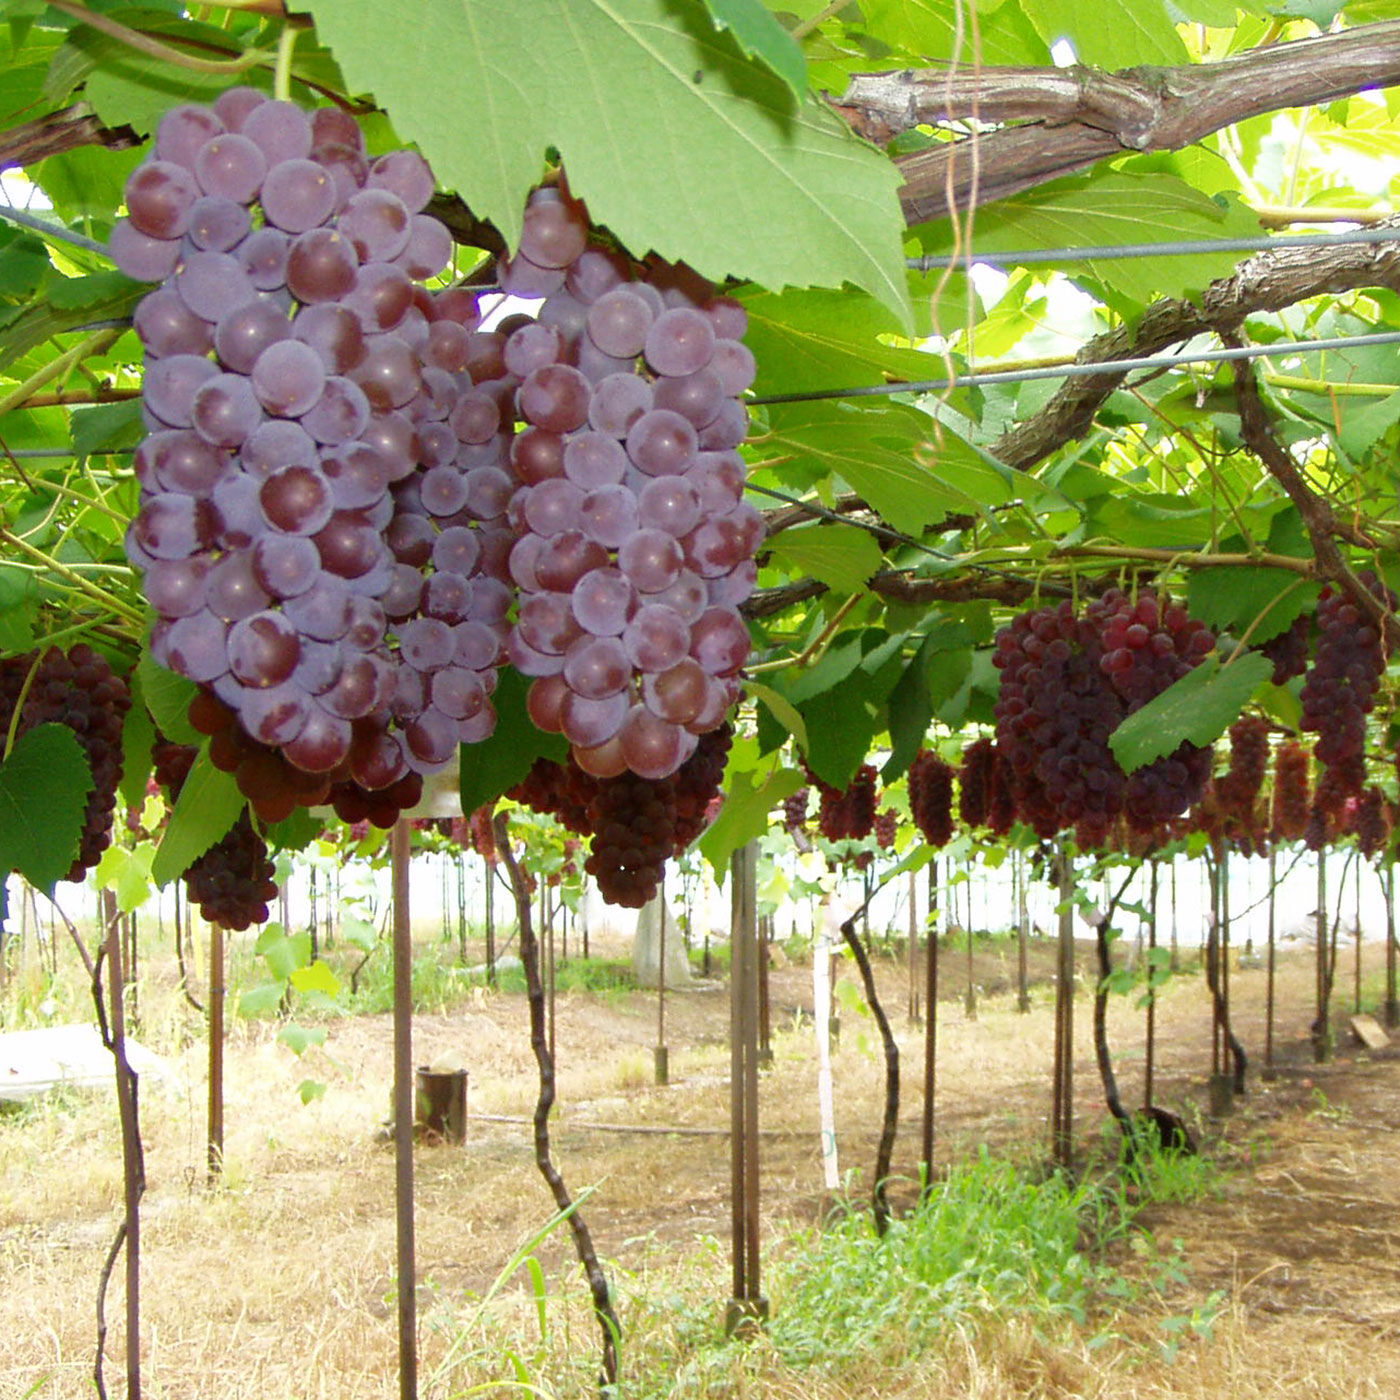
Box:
[3,924,1400,1398]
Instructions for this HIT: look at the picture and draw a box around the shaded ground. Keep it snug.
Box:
[2,923,1400,1397]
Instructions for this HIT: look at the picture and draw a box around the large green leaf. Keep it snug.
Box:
[860,0,1052,64]
[741,285,964,396]
[459,667,569,816]
[1186,568,1317,645]
[303,0,910,325]
[137,652,201,746]
[0,723,92,892]
[150,745,245,886]
[697,0,806,97]
[759,400,979,536]
[913,172,1260,309]
[767,522,883,593]
[1018,0,1184,66]
[697,762,803,873]
[1109,653,1272,773]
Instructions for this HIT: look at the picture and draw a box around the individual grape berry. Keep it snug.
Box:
[0,646,132,882]
[908,750,954,848]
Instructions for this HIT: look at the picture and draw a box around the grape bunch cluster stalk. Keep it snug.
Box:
[152,739,277,929]
[993,590,1215,841]
[501,187,759,782]
[118,93,518,826]
[0,646,131,882]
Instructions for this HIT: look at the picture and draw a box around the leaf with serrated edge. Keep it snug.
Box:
[0,724,91,892]
[137,653,202,746]
[1109,654,1272,774]
[747,681,808,753]
[698,0,806,96]
[698,764,803,874]
[150,746,244,886]
[303,0,910,326]
[459,667,568,817]
[768,522,882,593]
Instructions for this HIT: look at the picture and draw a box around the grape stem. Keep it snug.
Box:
[273,22,298,102]
[748,592,860,676]
[0,329,121,420]
[46,0,269,74]
[791,0,855,40]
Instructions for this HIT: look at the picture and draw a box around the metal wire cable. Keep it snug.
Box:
[908,223,1400,271]
[0,204,109,256]
[749,329,1400,406]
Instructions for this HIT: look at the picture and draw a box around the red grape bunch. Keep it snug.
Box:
[813,764,879,843]
[1257,611,1311,685]
[1300,572,1394,810]
[1270,739,1310,843]
[118,93,509,827]
[501,187,759,784]
[152,739,277,930]
[957,737,995,830]
[0,646,131,882]
[1353,786,1390,861]
[908,750,954,848]
[992,591,1216,841]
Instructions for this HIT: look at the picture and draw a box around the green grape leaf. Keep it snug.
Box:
[860,0,1052,64]
[0,564,38,653]
[238,982,284,1018]
[277,1022,328,1056]
[303,0,910,326]
[150,745,244,886]
[1109,653,1273,774]
[0,723,92,893]
[137,652,201,747]
[1018,0,1184,66]
[118,667,156,810]
[767,522,882,594]
[1186,568,1317,645]
[94,842,156,914]
[71,400,145,456]
[748,680,808,754]
[697,0,805,96]
[459,667,569,817]
[697,762,803,872]
[290,960,341,998]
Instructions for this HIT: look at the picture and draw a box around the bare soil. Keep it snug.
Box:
[3,925,1400,1398]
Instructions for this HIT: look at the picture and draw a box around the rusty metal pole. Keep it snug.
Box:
[1144,860,1158,1111]
[207,920,224,1182]
[656,882,669,1085]
[1385,861,1397,1029]
[391,818,417,1400]
[1051,842,1075,1167]
[920,859,939,1186]
[727,842,766,1333]
[1264,846,1278,1078]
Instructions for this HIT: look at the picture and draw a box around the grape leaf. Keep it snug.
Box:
[137,653,202,746]
[302,0,910,326]
[0,723,92,892]
[767,522,882,594]
[1109,653,1273,774]
[150,745,244,886]
[1186,568,1316,645]
[1018,0,1184,66]
[118,667,156,810]
[860,0,1052,64]
[697,0,805,97]
[458,667,568,817]
[697,763,803,873]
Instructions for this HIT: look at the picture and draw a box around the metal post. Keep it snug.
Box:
[907,868,919,1023]
[726,842,766,1333]
[1385,861,1397,1029]
[208,920,224,1182]
[390,819,417,1400]
[1315,849,1330,1061]
[656,881,669,1085]
[1144,860,1157,1110]
[920,859,939,1184]
[1051,843,1074,1167]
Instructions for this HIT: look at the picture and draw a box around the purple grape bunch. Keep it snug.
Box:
[117,92,510,825]
[500,188,761,781]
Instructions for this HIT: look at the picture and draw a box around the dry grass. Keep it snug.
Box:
[2,921,1400,1397]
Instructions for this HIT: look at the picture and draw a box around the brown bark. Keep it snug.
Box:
[0,105,137,172]
[830,21,1400,224]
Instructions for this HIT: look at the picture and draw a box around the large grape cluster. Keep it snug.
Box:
[1270,739,1310,842]
[119,95,510,825]
[814,764,878,843]
[1353,786,1390,860]
[957,737,995,830]
[0,646,131,882]
[1300,573,1394,807]
[993,590,1215,840]
[908,750,954,848]
[502,187,758,783]
[152,739,277,929]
